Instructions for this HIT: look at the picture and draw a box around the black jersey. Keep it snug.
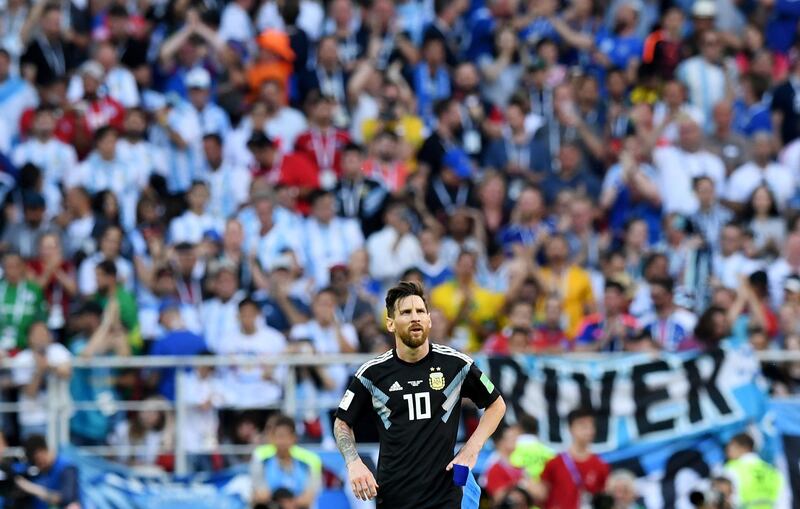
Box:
[335,343,501,509]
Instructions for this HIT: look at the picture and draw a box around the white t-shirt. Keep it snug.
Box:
[180,371,226,453]
[713,252,763,289]
[366,226,424,283]
[653,146,726,214]
[218,2,255,42]
[12,344,71,427]
[217,326,287,408]
[290,321,357,394]
[168,211,225,245]
[77,254,135,296]
[264,108,308,152]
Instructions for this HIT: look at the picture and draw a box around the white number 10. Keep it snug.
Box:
[403,392,431,420]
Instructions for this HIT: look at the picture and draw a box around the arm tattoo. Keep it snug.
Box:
[334,419,360,465]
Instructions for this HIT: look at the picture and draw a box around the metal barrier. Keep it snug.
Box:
[0,351,795,474]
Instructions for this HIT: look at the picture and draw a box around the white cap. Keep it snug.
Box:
[185,67,211,89]
[692,0,717,18]
[79,60,105,80]
[267,253,293,272]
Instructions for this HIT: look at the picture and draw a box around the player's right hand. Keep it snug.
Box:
[347,459,379,501]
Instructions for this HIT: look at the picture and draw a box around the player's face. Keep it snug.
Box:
[387,295,431,348]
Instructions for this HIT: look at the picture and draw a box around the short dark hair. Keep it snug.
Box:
[649,276,674,294]
[567,407,595,426]
[96,259,117,277]
[604,279,626,294]
[385,280,427,317]
[518,413,539,435]
[203,132,223,145]
[23,434,48,463]
[238,296,260,311]
[729,433,755,451]
[108,4,129,17]
[272,414,296,435]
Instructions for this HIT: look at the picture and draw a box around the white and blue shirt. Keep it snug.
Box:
[168,210,225,245]
[203,161,252,221]
[302,217,364,287]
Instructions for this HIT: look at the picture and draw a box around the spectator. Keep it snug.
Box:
[606,470,645,509]
[676,30,728,131]
[366,202,423,285]
[168,181,224,245]
[250,415,322,508]
[69,301,128,445]
[333,142,388,236]
[482,424,524,503]
[202,134,251,221]
[92,259,141,353]
[726,133,794,211]
[109,395,174,467]
[689,176,733,252]
[533,296,570,353]
[27,232,77,335]
[641,277,698,351]
[484,96,544,180]
[0,48,38,150]
[535,407,610,508]
[201,261,245,353]
[739,185,787,258]
[425,147,478,221]
[15,435,80,509]
[148,300,207,400]
[0,251,46,351]
[181,352,226,472]
[12,108,78,214]
[12,321,71,438]
[302,190,364,287]
[653,117,726,215]
[77,224,134,296]
[706,100,750,176]
[770,56,800,146]
[253,253,311,333]
[218,298,286,409]
[294,93,351,187]
[509,414,555,486]
[713,223,763,289]
[328,264,373,329]
[499,186,553,258]
[483,300,535,354]
[20,3,78,86]
[362,130,409,195]
[431,250,505,351]
[540,141,600,206]
[538,234,595,338]
[723,433,783,507]
[575,279,639,352]
[1,191,53,260]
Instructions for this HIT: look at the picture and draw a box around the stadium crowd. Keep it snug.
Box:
[0,0,797,504]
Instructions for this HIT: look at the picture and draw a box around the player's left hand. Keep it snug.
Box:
[446,445,479,471]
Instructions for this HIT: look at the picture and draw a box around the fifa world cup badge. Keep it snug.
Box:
[429,367,445,390]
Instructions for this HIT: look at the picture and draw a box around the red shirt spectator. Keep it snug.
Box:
[294,128,350,176]
[540,452,610,509]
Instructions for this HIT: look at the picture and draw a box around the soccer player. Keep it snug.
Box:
[334,281,506,507]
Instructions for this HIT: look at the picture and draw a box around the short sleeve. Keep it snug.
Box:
[460,363,500,409]
[334,375,372,426]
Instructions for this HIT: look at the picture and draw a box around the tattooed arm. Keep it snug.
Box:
[334,418,379,501]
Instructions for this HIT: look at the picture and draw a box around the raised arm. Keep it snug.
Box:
[334,417,379,501]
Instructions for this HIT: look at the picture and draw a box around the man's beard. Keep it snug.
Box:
[398,329,427,348]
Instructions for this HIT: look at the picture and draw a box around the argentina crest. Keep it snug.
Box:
[429,367,445,390]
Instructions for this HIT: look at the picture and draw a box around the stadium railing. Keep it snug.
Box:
[0,350,794,473]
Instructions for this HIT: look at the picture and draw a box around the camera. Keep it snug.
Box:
[689,489,725,509]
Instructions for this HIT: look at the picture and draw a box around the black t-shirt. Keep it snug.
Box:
[335,343,500,509]
[771,79,800,145]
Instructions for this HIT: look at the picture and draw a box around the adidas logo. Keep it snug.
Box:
[389,381,403,392]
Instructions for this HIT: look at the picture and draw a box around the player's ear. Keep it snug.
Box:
[386,316,395,333]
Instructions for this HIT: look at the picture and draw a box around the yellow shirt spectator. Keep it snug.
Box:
[537,236,595,339]
[431,281,505,352]
[361,115,425,169]
[538,265,594,338]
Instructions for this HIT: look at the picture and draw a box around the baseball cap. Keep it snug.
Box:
[268,253,293,272]
[785,276,800,293]
[692,0,717,18]
[158,298,181,315]
[79,60,105,81]
[185,67,212,89]
[443,148,473,179]
[202,229,222,243]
